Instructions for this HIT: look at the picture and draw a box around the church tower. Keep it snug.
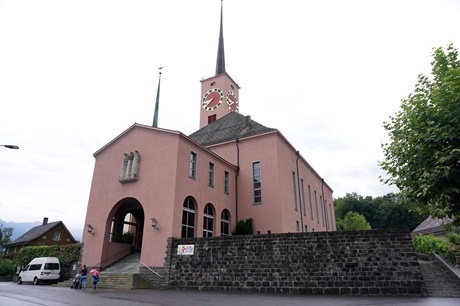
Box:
[199,0,240,129]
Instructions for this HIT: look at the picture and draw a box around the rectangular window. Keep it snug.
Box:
[252,161,262,204]
[29,264,42,271]
[305,225,308,232]
[208,114,217,124]
[189,151,197,179]
[301,179,306,216]
[44,263,60,270]
[52,232,62,241]
[315,191,319,224]
[296,221,300,232]
[224,171,229,194]
[308,185,313,220]
[330,203,333,229]
[293,172,298,211]
[320,196,325,226]
[208,162,214,187]
[324,200,329,229]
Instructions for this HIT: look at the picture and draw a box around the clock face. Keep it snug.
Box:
[202,88,224,111]
[226,90,238,112]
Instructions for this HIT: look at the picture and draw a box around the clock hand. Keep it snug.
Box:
[204,98,214,106]
[228,100,234,106]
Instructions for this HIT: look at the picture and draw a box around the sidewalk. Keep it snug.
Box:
[82,288,460,306]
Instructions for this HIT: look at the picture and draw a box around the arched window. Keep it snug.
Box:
[203,204,214,237]
[121,213,137,245]
[221,209,230,236]
[181,197,196,238]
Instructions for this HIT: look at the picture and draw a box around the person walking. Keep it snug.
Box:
[79,265,87,289]
[90,268,99,289]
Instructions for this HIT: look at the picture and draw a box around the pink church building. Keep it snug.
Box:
[81,3,335,269]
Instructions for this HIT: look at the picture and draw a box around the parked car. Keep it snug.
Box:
[18,257,61,285]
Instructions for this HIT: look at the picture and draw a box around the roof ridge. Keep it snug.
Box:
[189,112,275,146]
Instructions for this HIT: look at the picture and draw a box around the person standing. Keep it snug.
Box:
[79,265,87,289]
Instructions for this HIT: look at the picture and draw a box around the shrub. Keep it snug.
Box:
[121,232,135,244]
[232,218,253,235]
[412,234,460,262]
[447,232,460,246]
[0,258,16,276]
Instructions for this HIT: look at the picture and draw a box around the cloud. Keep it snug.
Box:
[0,0,458,228]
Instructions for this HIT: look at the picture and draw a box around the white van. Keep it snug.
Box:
[18,257,61,285]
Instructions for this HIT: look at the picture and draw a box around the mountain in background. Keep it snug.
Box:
[0,219,82,242]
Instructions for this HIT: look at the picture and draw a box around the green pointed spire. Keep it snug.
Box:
[152,66,164,128]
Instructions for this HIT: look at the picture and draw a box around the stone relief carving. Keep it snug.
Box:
[118,151,140,183]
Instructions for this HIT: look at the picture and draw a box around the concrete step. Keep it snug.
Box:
[54,272,153,290]
[54,253,151,290]
[418,260,460,297]
[103,253,141,274]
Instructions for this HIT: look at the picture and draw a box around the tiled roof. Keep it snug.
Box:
[189,112,276,146]
[5,221,62,246]
[411,216,452,237]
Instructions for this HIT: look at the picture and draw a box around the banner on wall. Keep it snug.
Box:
[177,244,195,255]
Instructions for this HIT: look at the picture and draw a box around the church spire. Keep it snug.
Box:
[215,0,225,75]
[152,66,164,128]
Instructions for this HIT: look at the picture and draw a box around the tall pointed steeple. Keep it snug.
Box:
[215,0,225,75]
[152,66,164,128]
[199,0,239,129]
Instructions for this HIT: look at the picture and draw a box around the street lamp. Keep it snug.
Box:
[1,145,19,149]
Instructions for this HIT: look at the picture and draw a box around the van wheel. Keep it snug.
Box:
[33,277,39,285]
[18,277,22,285]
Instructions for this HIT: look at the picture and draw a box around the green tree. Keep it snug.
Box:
[341,211,371,231]
[380,44,460,224]
[0,225,13,254]
[334,193,426,231]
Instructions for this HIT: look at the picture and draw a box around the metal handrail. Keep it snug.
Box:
[139,261,163,278]
[433,252,460,279]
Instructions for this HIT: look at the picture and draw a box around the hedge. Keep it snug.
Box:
[16,244,81,267]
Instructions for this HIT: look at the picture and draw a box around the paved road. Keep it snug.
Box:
[1,282,460,306]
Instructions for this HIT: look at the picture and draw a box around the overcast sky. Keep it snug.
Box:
[1,0,460,234]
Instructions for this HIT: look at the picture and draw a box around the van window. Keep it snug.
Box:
[29,264,42,271]
[44,263,60,270]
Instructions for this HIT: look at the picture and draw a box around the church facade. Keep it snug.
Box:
[81,3,335,269]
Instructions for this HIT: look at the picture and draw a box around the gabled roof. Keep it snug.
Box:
[93,123,181,156]
[5,221,76,247]
[411,216,452,237]
[189,112,276,146]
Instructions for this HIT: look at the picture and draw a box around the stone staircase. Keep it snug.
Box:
[56,253,153,290]
[418,260,460,297]
[103,252,141,274]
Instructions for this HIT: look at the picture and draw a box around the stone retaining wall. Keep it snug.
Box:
[164,230,426,295]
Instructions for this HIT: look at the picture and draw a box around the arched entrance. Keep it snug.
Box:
[108,198,144,253]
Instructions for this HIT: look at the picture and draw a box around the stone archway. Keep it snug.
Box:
[108,198,145,253]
